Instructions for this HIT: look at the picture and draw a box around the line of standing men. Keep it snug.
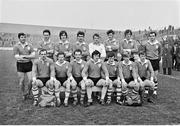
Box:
[13,29,161,107]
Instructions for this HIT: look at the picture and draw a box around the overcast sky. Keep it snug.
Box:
[0,0,179,31]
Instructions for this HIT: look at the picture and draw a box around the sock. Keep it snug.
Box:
[153,80,158,95]
[64,90,70,103]
[55,89,60,101]
[32,87,39,101]
[116,87,122,100]
[80,89,86,101]
[107,88,113,101]
[71,88,78,101]
[101,86,107,100]
[86,87,92,102]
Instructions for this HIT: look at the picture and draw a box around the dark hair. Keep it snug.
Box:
[124,29,132,36]
[57,51,65,57]
[39,49,47,55]
[149,31,157,37]
[43,29,51,36]
[93,33,100,39]
[107,51,115,58]
[122,52,130,58]
[138,51,146,56]
[74,49,82,55]
[106,29,115,35]
[77,31,85,37]
[18,33,26,39]
[59,30,68,39]
[92,50,101,58]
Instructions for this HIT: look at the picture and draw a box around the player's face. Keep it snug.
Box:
[139,54,146,61]
[125,33,132,40]
[40,51,47,60]
[58,54,65,63]
[108,33,114,40]
[149,33,156,42]
[123,56,130,63]
[93,54,100,62]
[19,35,26,44]
[93,36,100,44]
[43,32,50,41]
[60,34,67,42]
[77,35,84,42]
[74,52,82,61]
[108,56,115,63]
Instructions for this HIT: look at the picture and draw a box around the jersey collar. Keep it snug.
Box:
[148,40,159,45]
[56,60,67,66]
[122,60,132,66]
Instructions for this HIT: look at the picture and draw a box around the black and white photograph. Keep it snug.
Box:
[0,0,180,125]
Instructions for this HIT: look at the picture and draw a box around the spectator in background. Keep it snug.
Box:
[162,41,173,75]
[73,31,90,61]
[172,42,178,70]
[89,33,106,61]
[105,29,120,61]
[54,30,73,62]
[38,29,55,60]
[119,29,138,61]
[176,43,180,71]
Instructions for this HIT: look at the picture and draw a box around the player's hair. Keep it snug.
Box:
[122,52,130,58]
[149,31,157,37]
[57,51,65,57]
[106,29,115,35]
[92,50,101,58]
[43,29,51,36]
[39,49,47,55]
[74,49,82,55]
[18,33,26,39]
[93,33,100,39]
[138,51,146,56]
[124,29,132,36]
[107,51,115,58]
[77,31,85,37]
[59,30,68,39]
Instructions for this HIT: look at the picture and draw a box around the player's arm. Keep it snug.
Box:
[130,40,138,53]
[50,61,55,80]
[101,44,107,60]
[148,60,154,82]
[158,43,163,60]
[21,45,36,59]
[67,62,73,79]
[82,62,89,80]
[101,62,109,80]
[132,63,138,83]
[32,60,38,81]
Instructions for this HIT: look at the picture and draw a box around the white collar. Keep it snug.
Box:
[76,41,85,45]
[39,57,48,63]
[122,60,132,66]
[91,58,101,64]
[107,61,116,66]
[59,40,69,44]
[18,42,28,47]
[43,39,51,45]
[74,59,83,64]
[138,59,148,65]
[56,61,66,66]
[148,40,159,45]
[124,39,133,43]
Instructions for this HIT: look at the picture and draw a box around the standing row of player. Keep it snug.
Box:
[13,29,162,107]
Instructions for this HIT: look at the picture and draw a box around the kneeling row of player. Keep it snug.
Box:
[31,49,156,107]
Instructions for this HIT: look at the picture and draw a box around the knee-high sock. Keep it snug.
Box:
[101,86,108,100]
[71,88,78,101]
[107,88,113,101]
[55,89,60,101]
[32,87,39,101]
[80,89,86,101]
[86,86,92,102]
[153,80,158,95]
[116,87,122,100]
[64,89,70,103]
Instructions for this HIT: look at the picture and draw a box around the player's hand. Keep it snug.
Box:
[50,77,55,82]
